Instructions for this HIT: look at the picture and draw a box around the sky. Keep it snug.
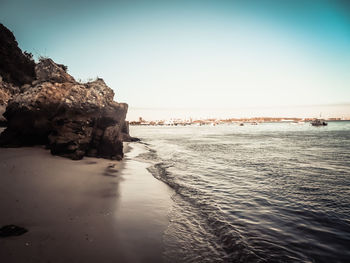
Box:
[1,0,349,120]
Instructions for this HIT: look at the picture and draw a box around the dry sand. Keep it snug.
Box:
[0,143,172,263]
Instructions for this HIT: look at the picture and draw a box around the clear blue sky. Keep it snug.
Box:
[1,0,349,119]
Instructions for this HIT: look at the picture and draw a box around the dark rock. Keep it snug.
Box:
[0,76,21,125]
[130,136,141,142]
[1,77,128,160]
[0,24,131,160]
[120,121,140,142]
[35,58,75,83]
[0,225,28,237]
[0,105,7,126]
[0,23,32,124]
[0,24,36,86]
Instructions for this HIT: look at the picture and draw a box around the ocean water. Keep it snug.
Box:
[130,122,350,263]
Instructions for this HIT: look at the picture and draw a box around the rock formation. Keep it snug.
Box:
[0,24,36,86]
[0,24,131,160]
[0,77,20,126]
[0,24,35,126]
[0,225,28,237]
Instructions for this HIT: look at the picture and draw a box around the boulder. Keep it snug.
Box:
[0,225,28,237]
[0,75,128,160]
[121,121,140,142]
[0,24,131,160]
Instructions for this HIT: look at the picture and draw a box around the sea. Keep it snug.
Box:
[130,121,350,263]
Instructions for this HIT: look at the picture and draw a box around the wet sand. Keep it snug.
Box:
[0,144,172,263]
[114,143,173,262]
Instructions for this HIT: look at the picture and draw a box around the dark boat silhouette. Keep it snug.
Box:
[311,119,328,126]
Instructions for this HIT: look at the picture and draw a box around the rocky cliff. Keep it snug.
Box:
[0,23,36,126]
[0,24,131,160]
[0,24,36,86]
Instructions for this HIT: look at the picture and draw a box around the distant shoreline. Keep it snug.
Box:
[129,119,350,126]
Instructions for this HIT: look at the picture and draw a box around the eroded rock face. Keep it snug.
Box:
[35,58,75,83]
[0,69,128,160]
[0,76,20,126]
[0,24,35,86]
[0,24,130,160]
[0,23,34,125]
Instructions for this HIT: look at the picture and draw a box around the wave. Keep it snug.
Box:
[130,123,350,263]
[135,143,271,262]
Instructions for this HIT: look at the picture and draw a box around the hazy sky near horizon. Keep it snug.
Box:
[1,0,350,119]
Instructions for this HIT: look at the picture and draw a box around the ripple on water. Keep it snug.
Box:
[132,122,350,262]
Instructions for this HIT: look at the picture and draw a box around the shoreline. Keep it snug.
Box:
[114,143,173,262]
[0,143,172,262]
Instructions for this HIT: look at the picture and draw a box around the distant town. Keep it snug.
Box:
[130,117,348,126]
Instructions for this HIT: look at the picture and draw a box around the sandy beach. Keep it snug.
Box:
[0,142,172,263]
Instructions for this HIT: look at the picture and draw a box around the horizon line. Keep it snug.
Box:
[129,102,350,111]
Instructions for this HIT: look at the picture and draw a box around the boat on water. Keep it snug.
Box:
[311,119,328,126]
[239,123,244,126]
